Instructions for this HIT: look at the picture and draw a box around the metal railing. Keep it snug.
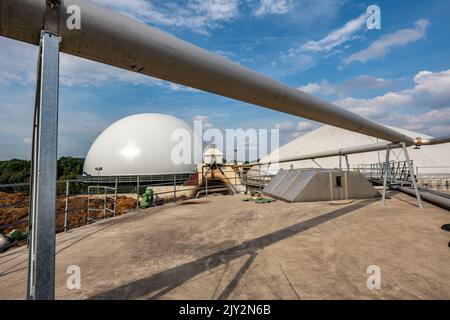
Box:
[416,166,450,190]
[354,160,415,186]
[87,186,117,225]
[242,164,274,190]
[0,179,126,237]
[82,173,193,184]
[354,162,450,190]
[0,167,247,246]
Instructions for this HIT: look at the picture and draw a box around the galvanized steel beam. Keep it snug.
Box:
[27,31,60,300]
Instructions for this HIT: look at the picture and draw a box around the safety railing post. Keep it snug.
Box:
[401,142,423,208]
[381,144,391,207]
[104,187,107,219]
[259,165,263,191]
[87,186,90,224]
[173,174,176,198]
[64,181,69,232]
[114,178,118,216]
[205,171,208,197]
[136,176,140,212]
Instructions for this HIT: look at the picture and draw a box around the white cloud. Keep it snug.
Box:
[193,115,214,129]
[335,69,450,117]
[0,87,36,159]
[57,110,111,157]
[411,70,450,104]
[331,69,450,137]
[193,115,208,121]
[299,75,394,97]
[299,80,337,95]
[280,9,367,75]
[214,50,236,60]
[0,71,25,86]
[343,19,430,66]
[303,69,450,120]
[276,120,316,139]
[298,82,323,94]
[336,92,411,118]
[60,53,200,91]
[0,38,37,87]
[296,69,450,138]
[254,0,293,16]
[274,53,317,76]
[192,0,239,21]
[297,121,313,131]
[400,107,450,135]
[302,13,368,53]
[0,91,34,136]
[0,37,199,91]
[0,82,111,159]
[340,75,394,92]
[92,0,240,34]
[275,120,296,131]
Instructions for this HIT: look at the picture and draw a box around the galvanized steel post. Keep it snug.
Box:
[173,174,176,198]
[114,178,118,216]
[104,187,107,219]
[401,142,423,208]
[27,31,60,300]
[136,176,140,212]
[64,180,69,232]
[381,144,391,207]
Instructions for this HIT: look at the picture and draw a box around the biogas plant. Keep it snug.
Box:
[0,0,450,302]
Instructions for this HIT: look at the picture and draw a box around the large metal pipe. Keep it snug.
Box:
[0,0,415,144]
[394,187,450,211]
[418,135,450,146]
[257,141,402,165]
[256,133,450,166]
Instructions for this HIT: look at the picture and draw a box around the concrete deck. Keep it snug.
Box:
[0,192,449,300]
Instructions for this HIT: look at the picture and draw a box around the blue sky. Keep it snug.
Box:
[1,0,450,159]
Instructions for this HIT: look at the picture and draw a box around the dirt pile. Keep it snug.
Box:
[0,192,137,234]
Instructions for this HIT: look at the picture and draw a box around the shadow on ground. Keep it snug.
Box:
[89,199,375,300]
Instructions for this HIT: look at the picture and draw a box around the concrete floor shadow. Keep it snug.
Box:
[87,199,375,300]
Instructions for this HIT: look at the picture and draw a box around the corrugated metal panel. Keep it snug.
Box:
[262,169,289,195]
[282,170,315,202]
[263,169,379,202]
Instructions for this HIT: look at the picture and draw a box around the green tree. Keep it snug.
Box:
[57,157,85,180]
[0,159,31,185]
[0,157,85,189]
